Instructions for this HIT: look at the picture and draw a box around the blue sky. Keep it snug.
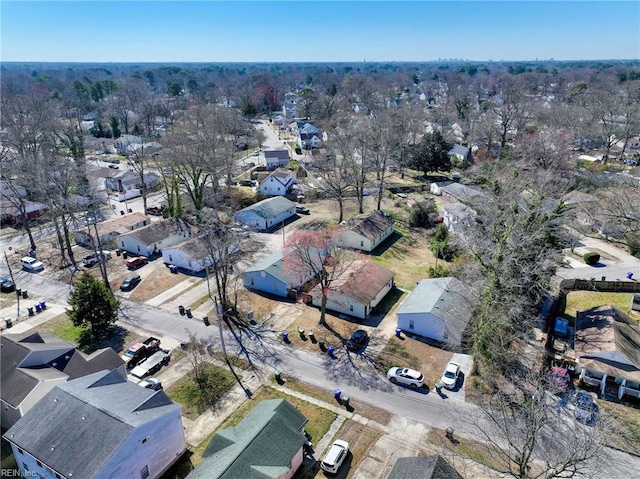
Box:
[1,1,639,62]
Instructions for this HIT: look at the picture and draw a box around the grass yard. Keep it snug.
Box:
[598,400,640,455]
[427,428,506,475]
[128,266,194,302]
[561,291,639,324]
[189,385,338,466]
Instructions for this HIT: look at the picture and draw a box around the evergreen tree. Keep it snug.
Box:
[409,131,451,177]
[67,273,120,340]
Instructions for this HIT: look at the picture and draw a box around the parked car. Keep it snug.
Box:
[238,179,255,187]
[108,164,120,169]
[21,257,44,272]
[624,159,638,166]
[138,378,163,391]
[386,367,425,388]
[251,151,259,156]
[126,256,148,269]
[83,250,112,267]
[120,274,141,291]
[574,392,597,423]
[296,205,310,215]
[320,439,349,474]
[440,362,460,390]
[346,330,368,351]
[549,366,570,391]
[0,276,16,293]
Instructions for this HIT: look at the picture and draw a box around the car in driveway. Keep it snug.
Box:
[549,366,570,391]
[386,367,425,388]
[126,256,148,269]
[320,439,349,474]
[574,392,597,423]
[440,362,460,390]
[120,274,141,291]
[346,330,368,351]
[138,378,163,391]
[296,205,310,215]
[83,250,112,267]
[0,276,16,293]
[21,257,44,272]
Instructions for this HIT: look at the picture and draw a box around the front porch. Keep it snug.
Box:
[580,368,640,400]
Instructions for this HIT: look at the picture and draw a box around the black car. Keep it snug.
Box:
[120,275,141,291]
[0,276,16,293]
[296,205,310,215]
[346,329,368,351]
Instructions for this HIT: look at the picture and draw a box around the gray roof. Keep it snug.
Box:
[244,251,288,284]
[4,370,180,479]
[338,210,394,242]
[264,150,290,161]
[386,456,463,479]
[448,143,469,158]
[123,217,191,246]
[396,277,473,334]
[440,182,485,201]
[238,197,296,220]
[187,399,307,479]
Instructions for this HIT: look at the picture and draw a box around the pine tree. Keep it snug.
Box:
[67,273,120,340]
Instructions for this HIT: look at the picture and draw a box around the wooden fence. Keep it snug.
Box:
[559,278,640,293]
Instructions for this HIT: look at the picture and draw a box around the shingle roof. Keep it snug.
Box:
[440,183,485,201]
[386,456,463,479]
[187,399,307,479]
[448,143,469,158]
[244,251,288,284]
[238,197,296,220]
[264,150,290,161]
[3,370,181,479]
[123,217,191,246]
[396,277,473,334]
[338,210,394,242]
[75,212,149,239]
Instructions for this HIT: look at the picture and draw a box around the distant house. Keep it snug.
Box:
[234,197,296,231]
[243,249,321,298]
[562,190,599,228]
[258,168,296,196]
[282,101,298,119]
[264,150,291,171]
[105,170,160,201]
[396,277,473,347]
[575,305,640,401]
[439,183,486,203]
[448,143,471,163]
[310,260,395,319]
[162,234,239,273]
[386,456,463,479]
[1,332,125,429]
[187,399,307,479]
[113,134,143,155]
[3,370,186,479]
[0,200,49,224]
[74,212,150,247]
[295,121,323,149]
[441,203,476,237]
[335,210,395,253]
[430,181,454,196]
[117,217,192,256]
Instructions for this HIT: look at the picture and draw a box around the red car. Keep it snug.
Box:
[550,366,570,390]
[126,256,148,269]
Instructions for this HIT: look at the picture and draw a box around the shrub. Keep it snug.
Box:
[583,252,600,265]
[408,201,437,228]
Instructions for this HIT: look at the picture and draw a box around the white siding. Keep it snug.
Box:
[396,312,461,346]
[312,290,367,319]
[336,231,373,252]
[162,248,210,272]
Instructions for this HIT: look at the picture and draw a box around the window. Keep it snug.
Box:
[409,320,415,330]
[250,278,255,286]
[169,255,173,262]
[140,465,150,479]
[55,474,62,479]
[349,305,353,312]
[274,283,279,291]
[142,436,150,444]
[360,241,364,247]
[17,448,23,455]
[137,246,140,252]
[22,463,29,471]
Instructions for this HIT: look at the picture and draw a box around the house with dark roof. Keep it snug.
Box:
[4,369,186,479]
[117,217,192,256]
[1,332,125,429]
[104,170,161,201]
[234,197,296,231]
[447,143,472,164]
[386,456,463,479]
[74,212,150,247]
[396,277,474,347]
[439,183,486,203]
[264,150,291,171]
[575,305,640,400]
[310,259,395,319]
[295,121,323,150]
[258,168,296,197]
[186,399,308,479]
[335,210,395,253]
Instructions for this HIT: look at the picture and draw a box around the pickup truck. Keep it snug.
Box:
[83,251,111,267]
[120,337,161,369]
[130,350,171,379]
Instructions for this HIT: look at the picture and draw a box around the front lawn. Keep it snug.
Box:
[561,291,639,324]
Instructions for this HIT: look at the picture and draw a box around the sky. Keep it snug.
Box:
[1,1,639,63]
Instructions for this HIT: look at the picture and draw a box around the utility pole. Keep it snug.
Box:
[4,251,19,318]
[215,296,228,362]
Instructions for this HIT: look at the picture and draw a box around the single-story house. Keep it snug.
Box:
[74,212,150,247]
[105,170,160,201]
[3,369,186,479]
[575,305,640,401]
[430,181,454,196]
[441,203,476,237]
[439,183,486,203]
[117,217,192,257]
[258,168,296,196]
[234,197,296,231]
[310,259,395,319]
[264,150,291,171]
[243,249,321,298]
[335,210,395,253]
[1,332,125,429]
[186,399,308,479]
[0,200,49,224]
[113,134,143,155]
[386,456,463,479]
[162,234,239,273]
[448,143,471,163]
[0,180,28,199]
[396,277,473,347]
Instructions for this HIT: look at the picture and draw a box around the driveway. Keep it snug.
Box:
[557,236,640,281]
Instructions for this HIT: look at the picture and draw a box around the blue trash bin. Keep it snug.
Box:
[395,328,402,338]
[327,345,335,356]
[334,389,341,401]
[35,304,42,313]
[39,301,46,310]
[282,332,289,343]
[627,272,634,280]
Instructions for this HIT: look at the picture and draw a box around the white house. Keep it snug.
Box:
[117,217,192,256]
[234,197,296,231]
[264,150,291,171]
[441,203,477,237]
[3,369,186,479]
[430,181,454,196]
[1,332,125,429]
[186,399,307,479]
[295,121,323,150]
[258,168,296,196]
[396,277,473,347]
[105,171,160,201]
[74,212,150,247]
[162,234,240,273]
[335,210,395,253]
[310,260,395,319]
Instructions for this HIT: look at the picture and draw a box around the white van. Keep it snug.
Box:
[320,439,349,474]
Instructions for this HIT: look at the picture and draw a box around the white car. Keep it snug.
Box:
[386,367,424,388]
[440,362,460,390]
[21,257,44,272]
[320,439,349,474]
[138,378,162,391]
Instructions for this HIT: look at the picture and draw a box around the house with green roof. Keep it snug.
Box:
[234,197,296,231]
[186,399,308,479]
[396,277,473,347]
